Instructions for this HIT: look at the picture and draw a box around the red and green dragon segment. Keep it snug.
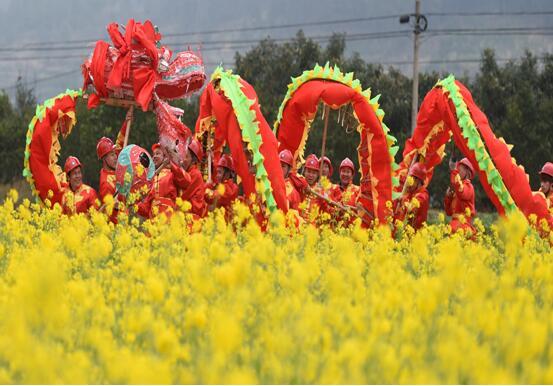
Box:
[273,63,400,223]
[398,75,553,228]
[23,89,82,206]
[195,67,288,213]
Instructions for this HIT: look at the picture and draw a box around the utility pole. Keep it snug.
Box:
[411,0,421,134]
[400,0,427,134]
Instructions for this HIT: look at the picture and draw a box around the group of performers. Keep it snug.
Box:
[56,118,553,235]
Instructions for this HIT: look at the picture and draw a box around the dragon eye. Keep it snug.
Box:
[139,153,150,168]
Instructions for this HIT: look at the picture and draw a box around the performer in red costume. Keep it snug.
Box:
[177,138,207,218]
[537,162,553,209]
[205,153,239,213]
[444,157,476,234]
[137,143,190,219]
[329,158,360,206]
[62,156,99,215]
[395,162,430,230]
[97,114,129,201]
[279,149,301,210]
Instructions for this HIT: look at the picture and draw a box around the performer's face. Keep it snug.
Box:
[69,167,83,191]
[183,149,193,170]
[321,162,331,177]
[407,175,422,193]
[340,167,353,185]
[458,164,471,180]
[281,163,290,178]
[152,148,166,169]
[104,150,117,170]
[216,166,227,183]
[540,176,552,195]
[304,168,319,186]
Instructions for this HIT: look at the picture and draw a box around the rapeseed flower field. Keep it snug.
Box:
[0,189,552,384]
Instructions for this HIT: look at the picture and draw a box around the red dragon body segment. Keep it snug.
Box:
[24,90,82,206]
[274,64,398,223]
[196,68,288,213]
[398,75,553,229]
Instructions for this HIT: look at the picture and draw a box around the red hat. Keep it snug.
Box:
[188,138,204,161]
[340,157,355,172]
[457,157,475,178]
[408,162,427,182]
[151,143,161,152]
[279,149,293,166]
[321,156,333,176]
[96,137,115,160]
[64,156,82,174]
[539,162,553,179]
[217,154,235,172]
[304,155,320,171]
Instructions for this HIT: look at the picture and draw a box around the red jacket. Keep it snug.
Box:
[284,177,302,211]
[396,187,429,230]
[206,179,239,211]
[178,165,207,218]
[444,170,476,233]
[99,168,117,201]
[137,168,175,219]
[62,184,98,215]
[329,183,360,206]
[99,121,127,201]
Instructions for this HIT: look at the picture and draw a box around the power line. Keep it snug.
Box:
[426,11,553,16]
[14,10,553,49]
[371,56,551,66]
[1,28,551,64]
[163,15,402,38]
[1,30,411,52]
[4,26,553,55]
[19,15,403,49]
[0,69,81,91]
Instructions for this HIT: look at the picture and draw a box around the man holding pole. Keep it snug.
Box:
[444,157,476,235]
[279,149,302,211]
[395,162,429,230]
[205,153,239,215]
[96,116,129,201]
[329,158,360,207]
[177,138,207,218]
[137,143,191,220]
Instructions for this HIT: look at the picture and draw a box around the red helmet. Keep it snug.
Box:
[457,157,475,178]
[188,138,204,161]
[64,156,82,174]
[539,162,553,178]
[409,162,427,182]
[96,137,115,160]
[340,157,355,172]
[217,154,235,172]
[151,143,161,153]
[321,156,333,176]
[279,149,294,166]
[304,155,320,171]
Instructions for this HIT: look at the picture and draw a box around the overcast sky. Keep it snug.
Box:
[0,0,551,101]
